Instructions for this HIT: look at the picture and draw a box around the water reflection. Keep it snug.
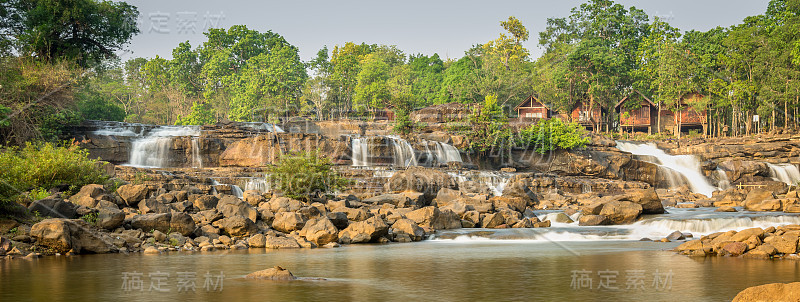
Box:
[1,241,798,301]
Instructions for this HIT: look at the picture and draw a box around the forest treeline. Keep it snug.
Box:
[1,0,800,144]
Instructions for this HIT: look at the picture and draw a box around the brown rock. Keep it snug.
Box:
[299,217,338,245]
[338,216,389,244]
[245,266,297,280]
[599,200,642,224]
[578,215,610,226]
[720,241,748,256]
[116,184,149,206]
[732,282,800,302]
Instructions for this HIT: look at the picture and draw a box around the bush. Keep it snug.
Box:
[266,152,349,201]
[0,142,109,204]
[518,118,590,154]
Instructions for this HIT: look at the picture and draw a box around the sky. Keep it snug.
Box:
[120,0,771,63]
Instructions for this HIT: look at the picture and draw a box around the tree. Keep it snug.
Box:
[266,151,349,201]
[4,0,139,67]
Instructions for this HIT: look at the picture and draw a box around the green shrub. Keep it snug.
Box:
[518,118,591,154]
[0,142,109,204]
[81,212,98,225]
[266,152,349,201]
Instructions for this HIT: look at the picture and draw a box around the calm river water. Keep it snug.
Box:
[2,236,800,302]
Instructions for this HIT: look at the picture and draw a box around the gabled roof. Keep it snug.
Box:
[615,90,655,109]
[514,95,551,110]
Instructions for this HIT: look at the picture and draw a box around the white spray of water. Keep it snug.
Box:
[616,141,717,197]
[767,163,800,186]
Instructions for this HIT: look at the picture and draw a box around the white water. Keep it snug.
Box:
[351,136,462,168]
[716,169,731,190]
[448,171,511,196]
[231,185,244,198]
[191,138,203,168]
[127,126,201,168]
[244,177,271,193]
[767,163,800,186]
[432,208,800,242]
[388,136,418,167]
[616,141,717,197]
[351,137,371,166]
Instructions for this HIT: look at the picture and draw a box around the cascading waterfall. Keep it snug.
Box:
[231,185,244,198]
[448,171,511,196]
[388,136,418,167]
[616,141,717,197]
[433,141,463,164]
[127,126,201,168]
[191,138,203,168]
[351,136,461,168]
[244,177,271,193]
[432,208,800,242]
[767,163,800,186]
[351,137,370,166]
[716,169,732,190]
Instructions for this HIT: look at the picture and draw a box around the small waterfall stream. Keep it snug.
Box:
[616,141,717,197]
[350,136,461,168]
[767,163,800,185]
[127,126,201,168]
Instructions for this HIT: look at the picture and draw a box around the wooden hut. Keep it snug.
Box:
[514,96,551,119]
[570,100,604,131]
[659,92,708,134]
[616,91,657,134]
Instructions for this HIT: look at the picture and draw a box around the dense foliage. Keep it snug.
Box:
[519,118,591,154]
[266,152,349,201]
[0,142,109,204]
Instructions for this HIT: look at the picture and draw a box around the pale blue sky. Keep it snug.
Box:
[120,0,771,62]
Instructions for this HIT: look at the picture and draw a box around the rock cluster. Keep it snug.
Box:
[675,225,800,259]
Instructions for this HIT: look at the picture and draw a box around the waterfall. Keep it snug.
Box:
[351,137,370,166]
[448,171,511,197]
[191,138,203,168]
[128,126,201,168]
[244,177,271,193]
[231,185,244,198]
[388,136,418,167]
[616,141,716,197]
[433,142,463,164]
[716,169,731,190]
[767,163,800,185]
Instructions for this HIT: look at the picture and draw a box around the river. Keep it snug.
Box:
[3,231,800,301]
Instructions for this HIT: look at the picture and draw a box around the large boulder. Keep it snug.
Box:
[385,167,458,204]
[213,215,258,237]
[271,212,307,233]
[216,195,258,221]
[362,194,411,207]
[269,197,304,213]
[338,216,389,244]
[390,219,425,241]
[264,235,301,249]
[28,198,77,219]
[30,218,116,254]
[578,215,610,226]
[615,188,664,214]
[744,188,781,211]
[405,206,461,230]
[245,266,297,280]
[129,213,196,235]
[193,195,219,211]
[598,200,642,224]
[299,217,338,245]
[116,184,149,206]
[732,282,800,302]
[717,160,769,183]
[130,213,171,232]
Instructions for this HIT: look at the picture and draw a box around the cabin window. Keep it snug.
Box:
[525,112,543,118]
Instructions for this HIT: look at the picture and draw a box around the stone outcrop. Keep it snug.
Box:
[732,282,800,302]
[30,219,116,254]
[245,266,297,280]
